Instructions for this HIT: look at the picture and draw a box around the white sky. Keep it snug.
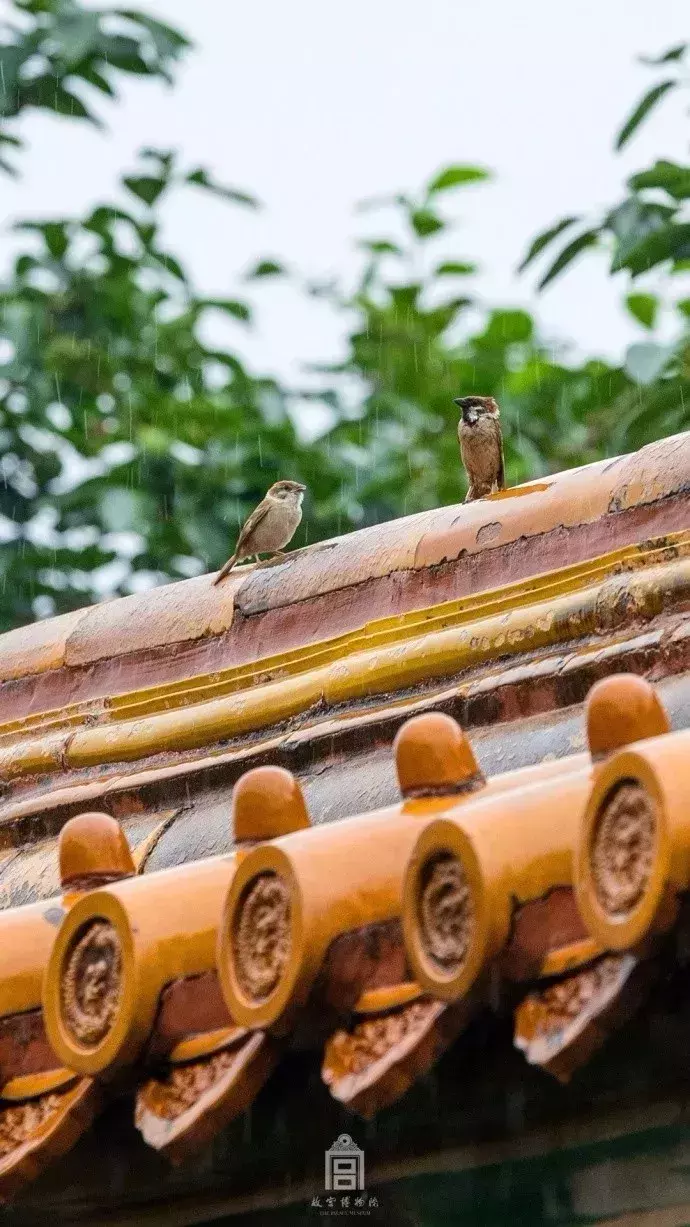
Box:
[1,0,689,384]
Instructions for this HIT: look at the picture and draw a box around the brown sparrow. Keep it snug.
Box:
[213,479,306,585]
[454,395,505,502]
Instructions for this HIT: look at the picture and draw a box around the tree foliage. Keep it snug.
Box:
[522,42,690,289]
[0,3,688,631]
[0,0,188,174]
[0,147,322,625]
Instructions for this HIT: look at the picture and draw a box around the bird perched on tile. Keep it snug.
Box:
[454,395,505,502]
[213,479,306,585]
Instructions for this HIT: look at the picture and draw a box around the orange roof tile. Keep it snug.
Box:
[0,433,689,1206]
[0,432,687,728]
[0,675,683,1199]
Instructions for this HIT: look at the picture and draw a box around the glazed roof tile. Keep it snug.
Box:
[0,677,684,1202]
[0,432,687,715]
[0,434,689,1210]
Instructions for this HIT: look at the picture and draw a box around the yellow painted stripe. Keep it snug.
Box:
[110,531,688,721]
[1,1067,77,1101]
[0,530,685,754]
[355,982,424,1013]
[0,535,686,782]
[62,554,690,771]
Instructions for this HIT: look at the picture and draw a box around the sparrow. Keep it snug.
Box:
[454,395,505,502]
[213,479,306,585]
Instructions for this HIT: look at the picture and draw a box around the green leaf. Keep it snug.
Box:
[434,261,477,276]
[138,148,175,176]
[123,175,166,206]
[245,260,286,278]
[615,81,676,149]
[14,254,39,276]
[626,293,658,329]
[23,78,97,122]
[97,48,150,75]
[628,160,690,200]
[482,309,534,345]
[518,217,580,273]
[607,198,674,270]
[0,133,22,176]
[677,298,690,318]
[427,165,490,194]
[640,44,686,65]
[389,284,421,310]
[624,341,670,384]
[537,230,599,290]
[43,222,69,260]
[622,223,690,277]
[151,250,187,281]
[117,11,191,53]
[358,240,403,256]
[185,168,259,208]
[0,46,27,113]
[198,298,252,322]
[50,12,100,64]
[84,205,137,235]
[78,64,115,97]
[411,209,444,238]
[13,220,70,260]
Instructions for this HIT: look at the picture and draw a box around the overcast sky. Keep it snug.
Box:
[2,0,688,384]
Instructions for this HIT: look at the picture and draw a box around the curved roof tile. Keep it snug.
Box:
[0,435,688,1206]
[0,433,687,719]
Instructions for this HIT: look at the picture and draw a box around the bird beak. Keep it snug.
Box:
[454,398,477,423]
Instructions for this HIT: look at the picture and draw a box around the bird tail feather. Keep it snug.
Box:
[213,554,237,585]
